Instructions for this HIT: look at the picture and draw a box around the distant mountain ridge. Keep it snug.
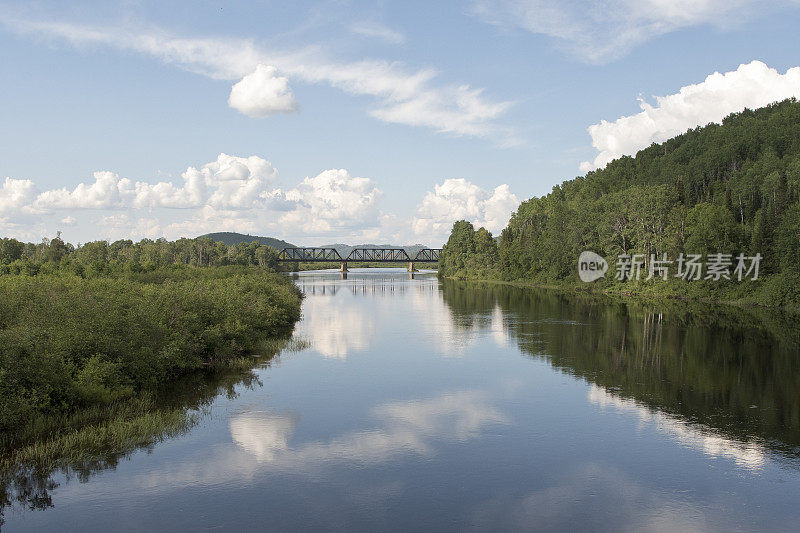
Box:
[198,232,295,250]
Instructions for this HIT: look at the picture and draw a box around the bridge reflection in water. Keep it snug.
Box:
[279,247,441,278]
[293,271,441,295]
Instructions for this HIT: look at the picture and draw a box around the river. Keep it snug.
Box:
[3,268,800,531]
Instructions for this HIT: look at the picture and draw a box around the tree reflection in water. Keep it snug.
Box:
[441,280,800,462]
[0,343,292,526]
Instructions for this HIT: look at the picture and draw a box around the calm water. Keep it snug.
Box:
[4,268,800,531]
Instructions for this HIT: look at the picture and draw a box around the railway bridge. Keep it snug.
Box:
[278,247,441,273]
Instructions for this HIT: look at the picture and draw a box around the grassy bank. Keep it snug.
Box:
[0,267,302,435]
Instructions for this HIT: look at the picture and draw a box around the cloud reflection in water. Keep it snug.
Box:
[588,384,766,470]
[229,390,509,468]
[297,294,375,359]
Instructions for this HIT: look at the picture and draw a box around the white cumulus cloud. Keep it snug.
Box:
[0,177,38,216]
[2,154,518,246]
[580,61,800,171]
[34,171,133,210]
[0,153,399,243]
[228,64,299,118]
[131,170,206,209]
[413,178,520,243]
[282,169,383,234]
[29,154,278,212]
[201,153,279,210]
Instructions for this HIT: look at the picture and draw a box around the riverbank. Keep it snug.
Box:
[0,267,303,443]
[439,272,800,315]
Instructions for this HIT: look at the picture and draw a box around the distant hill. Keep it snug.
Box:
[198,232,295,250]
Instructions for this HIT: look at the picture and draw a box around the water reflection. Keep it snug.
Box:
[230,391,508,468]
[5,271,800,531]
[441,280,800,463]
[297,295,375,359]
[409,287,508,356]
[294,272,440,298]
[293,269,439,358]
[469,462,718,531]
[0,355,283,526]
[588,385,766,470]
[229,412,297,461]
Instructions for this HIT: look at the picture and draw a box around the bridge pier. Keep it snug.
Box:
[340,262,348,272]
[408,262,417,272]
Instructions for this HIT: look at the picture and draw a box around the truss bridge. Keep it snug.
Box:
[278,247,441,274]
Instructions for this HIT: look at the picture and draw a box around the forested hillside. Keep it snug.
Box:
[199,232,294,250]
[440,98,800,307]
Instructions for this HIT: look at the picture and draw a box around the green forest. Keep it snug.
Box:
[440,98,800,308]
[0,236,303,440]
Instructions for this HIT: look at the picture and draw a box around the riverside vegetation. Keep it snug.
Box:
[439,98,800,309]
[0,235,304,525]
[0,236,303,441]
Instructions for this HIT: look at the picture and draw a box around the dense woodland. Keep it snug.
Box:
[440,98,800,308]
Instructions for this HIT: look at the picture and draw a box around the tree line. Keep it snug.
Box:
[0,235,284,276]
[440,98,800,307]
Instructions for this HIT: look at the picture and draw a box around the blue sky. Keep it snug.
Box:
[2,0,800,246]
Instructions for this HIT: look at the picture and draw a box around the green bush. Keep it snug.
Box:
[0,270,302,430]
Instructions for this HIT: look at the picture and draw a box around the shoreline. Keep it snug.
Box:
[439,275,800,315]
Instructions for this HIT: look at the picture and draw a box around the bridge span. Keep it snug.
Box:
[278,247,441,273]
